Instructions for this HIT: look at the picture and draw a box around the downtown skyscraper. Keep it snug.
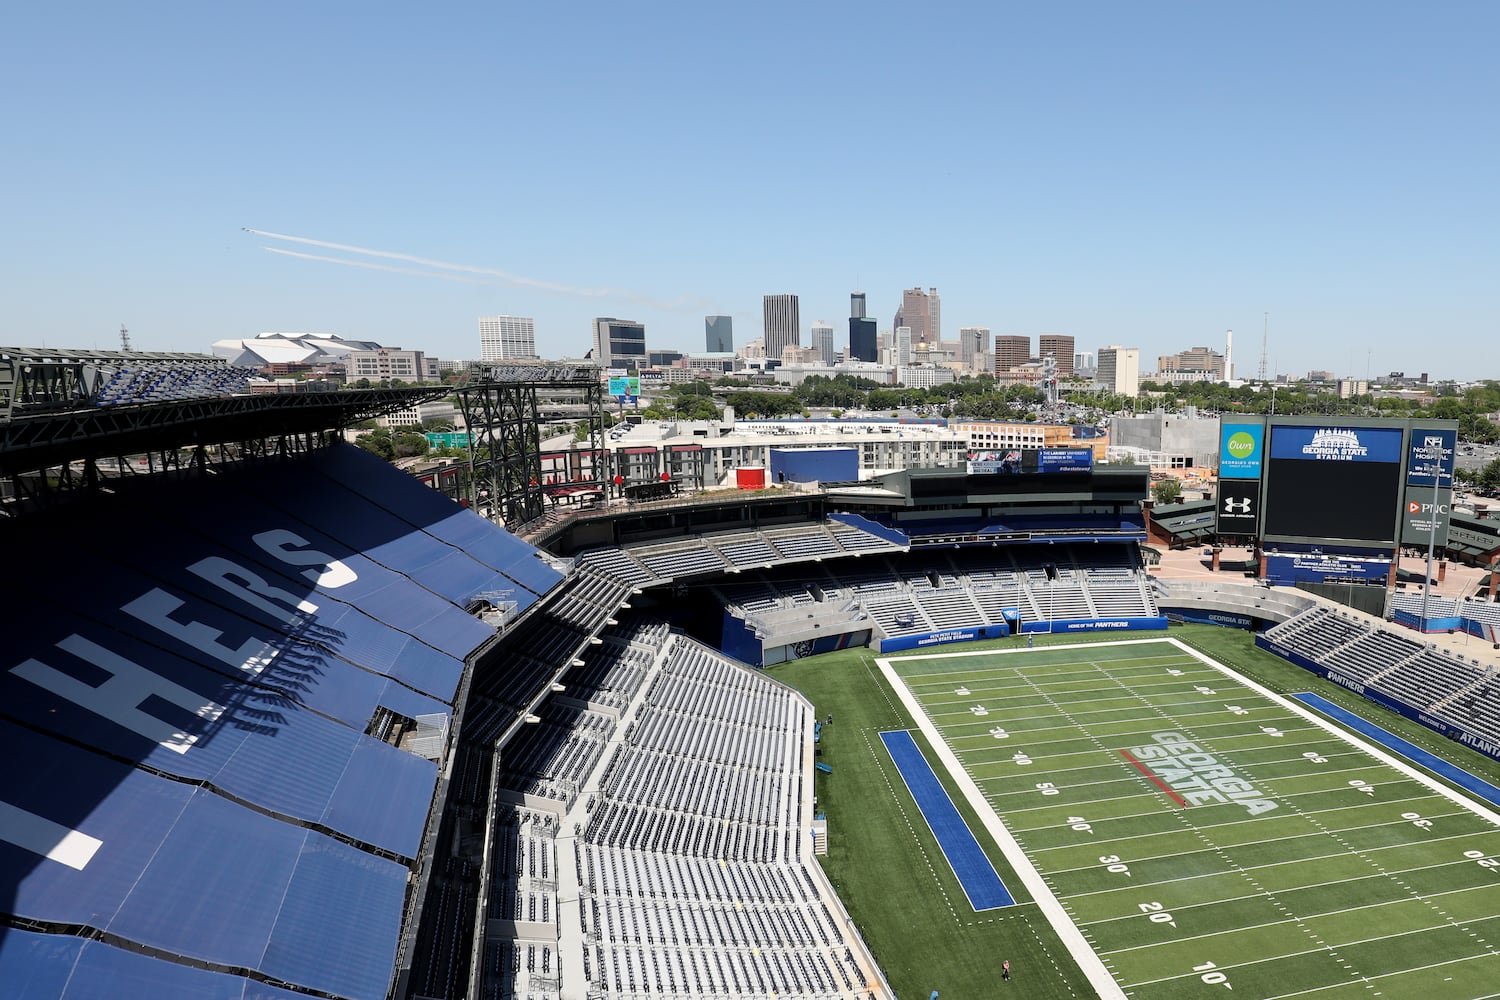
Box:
[478,315,537,362]
[893,287,940,345]
[810,322,836,366]
[1039,334,1076,376]
[591,317,646,370]
[993,335,1031,374]
[705,315,733,353]
[762,294,800,362]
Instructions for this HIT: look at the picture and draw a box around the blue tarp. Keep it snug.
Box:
[13,503,475,703]
[0,727,406,999]
[4,617,434,858]
[304,445,564,597]
[0,444,564,998]
[0,931,309,999]
[242,460,544,609]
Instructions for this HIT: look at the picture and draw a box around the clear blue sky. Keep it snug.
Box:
[3,3,1495,380]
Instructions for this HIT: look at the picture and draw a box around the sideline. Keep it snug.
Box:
[1294,692,1500,810]
[875,653,1129,1000]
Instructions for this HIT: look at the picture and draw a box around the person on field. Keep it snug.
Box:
[1002,959,1011,982]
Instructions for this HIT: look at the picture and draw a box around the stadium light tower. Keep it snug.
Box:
[1419,437,1444,630]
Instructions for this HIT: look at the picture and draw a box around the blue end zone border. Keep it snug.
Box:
[1294,692,1500,810]
[879,729,1015,910]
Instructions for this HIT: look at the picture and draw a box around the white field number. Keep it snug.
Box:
[1464,850,1500,870]
[1012,751,1033,765]
[1139,900,1177,927]
[1261,726,1284,737]
[1193,961,1231,988]
[1167,668,1183,676]
[1303,751,1328,764]
[1100,854,1130,875]
[1225,704,1248,716]
[1349,778,1375,795]
[1066,816,1093,834]
[1402,811,1433,830]
[1195,685,1216,695]
[1036,782,1060,796]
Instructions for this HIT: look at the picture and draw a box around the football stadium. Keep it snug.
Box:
[3,352,1500,1000]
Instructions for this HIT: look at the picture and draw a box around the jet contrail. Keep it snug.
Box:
[260,247,510,286]
[245,227,613,297]
[245,227,712,311]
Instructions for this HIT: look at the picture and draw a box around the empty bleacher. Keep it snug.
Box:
[476,622,880,1000]
[94,356,254,406]
[712,542,1157,645]
[1263,605,1500,746]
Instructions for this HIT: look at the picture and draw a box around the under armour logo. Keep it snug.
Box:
[1223,497,1252,514]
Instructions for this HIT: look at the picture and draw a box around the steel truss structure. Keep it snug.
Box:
[458,365,607,527]
[0,387,449,518]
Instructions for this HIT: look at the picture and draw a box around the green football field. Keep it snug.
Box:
[773,630,1500,1000]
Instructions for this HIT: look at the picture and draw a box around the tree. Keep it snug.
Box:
[1480,458,1500,492]
[354,429,395,460]
[1152,479,1182,504]
[355,427,431,461]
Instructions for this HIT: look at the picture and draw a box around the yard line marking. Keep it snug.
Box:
[1043,827,1492,877]
[1084,879,1500,930]
[1127,922,1497,987]
[1117,748,1188,806]
[1064,840,1498,899]
[1007,790,1443,833]
[1027,807,1473,854]
[1259,955,1500,999]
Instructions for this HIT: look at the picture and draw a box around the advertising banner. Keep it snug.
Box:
[1219,423,1265,479]
[1163,609,1256,629]
[1038,448,1093,473]
[1400,486,1452,547]
[1407,428,1456,488]
[966,449,1024,475]
[967,448,1093,475]
[1269,425,1403,463]
[880,624,1010,652]
[1215,479,1261,535]
[607,376,640,401]
[1017,617,1169,634]
[1263,552,1391,585]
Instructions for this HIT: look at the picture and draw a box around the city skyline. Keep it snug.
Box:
[3,5,1496,381]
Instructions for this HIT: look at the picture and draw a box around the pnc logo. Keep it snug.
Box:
[1226,432,1257,459]
[1408,501,1421,514]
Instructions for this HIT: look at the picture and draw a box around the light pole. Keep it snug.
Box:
[1419,439,1445,630]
